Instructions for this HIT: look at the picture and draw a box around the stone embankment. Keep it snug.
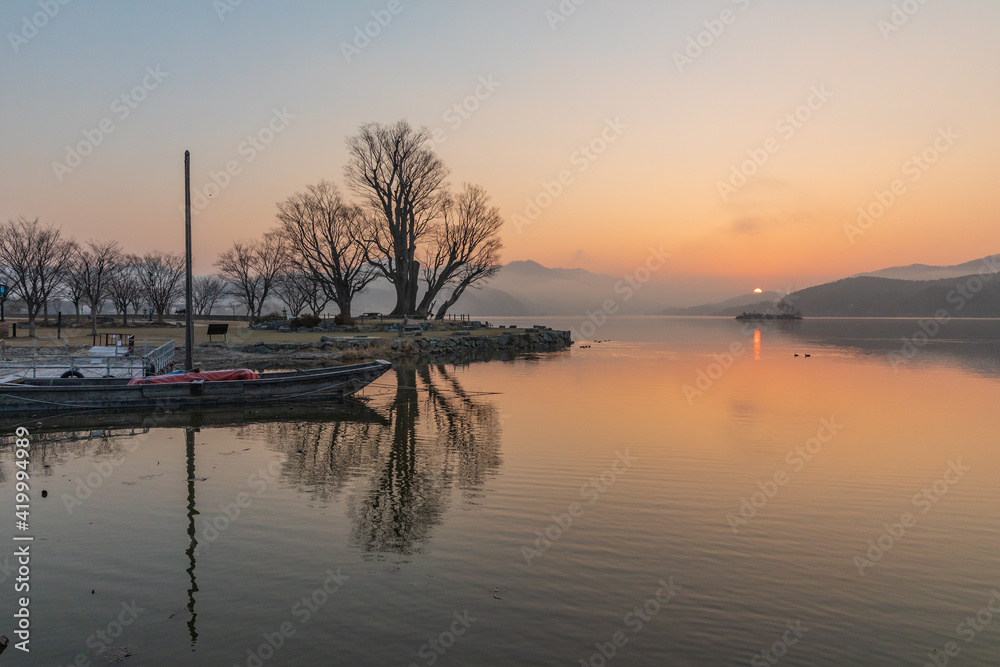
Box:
[237,329,573,358]
[389,329,572,356]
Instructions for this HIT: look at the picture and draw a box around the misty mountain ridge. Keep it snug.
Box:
[854,255,1000,281]
[664,254,1000,318]
[330,254,1000,319]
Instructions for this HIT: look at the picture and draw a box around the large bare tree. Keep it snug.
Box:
[0,217,76,336]
[107,255,143,326]
[215,231,288,323]
[417,184,504,319]
[192,275,228,316]
[75,240,123,335]
[344,121,449,317]
[277,181,377,321]
[137,251,184,324]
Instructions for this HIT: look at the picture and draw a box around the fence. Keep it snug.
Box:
[0,339,175,379]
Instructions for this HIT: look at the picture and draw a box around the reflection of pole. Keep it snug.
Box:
[184,151,195,370]
[185,428,199,645]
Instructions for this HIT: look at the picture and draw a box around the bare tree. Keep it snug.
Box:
[417,184,504,319]
[0,217,76,336]
[63,256,88,324]
[344,121,449,317]
[107,255,143,326]
[75,240,123,335]
[277,181,377,321]
[272,271,312,318]
[273,271,332,319]
[137,251,184,324]
[192,275,228,316]
[215,231,288,324]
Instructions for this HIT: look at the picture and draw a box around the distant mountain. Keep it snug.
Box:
[655,254,1000,318]
[480,260,667,316]
[856,255,1000,281]
[347,260,746,317]
[661,291,785,316]
[785,273,1000,317]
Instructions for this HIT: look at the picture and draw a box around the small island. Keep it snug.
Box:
[735,312,803,320]
[735,302,803,320]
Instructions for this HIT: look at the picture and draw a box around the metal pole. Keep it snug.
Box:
[184,150,195,370]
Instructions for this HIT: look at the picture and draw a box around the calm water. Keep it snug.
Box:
[2,317,1000,666]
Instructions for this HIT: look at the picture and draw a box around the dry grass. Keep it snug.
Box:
[9,320,522,348]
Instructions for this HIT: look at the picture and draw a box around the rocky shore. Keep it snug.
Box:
[189,329,574,370]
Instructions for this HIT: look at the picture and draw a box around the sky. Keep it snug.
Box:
[2,0,998,302]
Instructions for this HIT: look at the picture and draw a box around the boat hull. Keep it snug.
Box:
[0,361,392,415]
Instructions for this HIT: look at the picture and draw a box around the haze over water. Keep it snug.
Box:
[2,317,999,665]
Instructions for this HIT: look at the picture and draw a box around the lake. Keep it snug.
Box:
[3,317,1000,666]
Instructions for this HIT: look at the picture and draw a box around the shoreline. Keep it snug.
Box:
[188,329,574,371]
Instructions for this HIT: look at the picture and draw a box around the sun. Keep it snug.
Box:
[754,288,763,294]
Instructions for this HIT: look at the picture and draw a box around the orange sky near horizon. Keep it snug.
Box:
[2,1,998,300]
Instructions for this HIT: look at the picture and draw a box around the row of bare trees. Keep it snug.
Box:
[1,121,504,331]
[220,120,504,322]
[0,217,193,336]
[0,214,336,335]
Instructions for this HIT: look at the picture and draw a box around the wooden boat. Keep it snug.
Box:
[0,360,392,415]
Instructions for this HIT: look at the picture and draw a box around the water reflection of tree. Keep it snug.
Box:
[263,364,502,555]
[0,428,148,478]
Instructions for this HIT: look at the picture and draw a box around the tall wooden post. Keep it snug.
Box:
[184,151,195,370]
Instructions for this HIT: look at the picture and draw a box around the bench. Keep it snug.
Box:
[207,323,230,342]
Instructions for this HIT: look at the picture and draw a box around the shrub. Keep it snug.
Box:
[333,314,356,326]
[291,313,322,329]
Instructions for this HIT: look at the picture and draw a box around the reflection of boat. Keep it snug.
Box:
[0,361,391,415]
[0,396,391,433]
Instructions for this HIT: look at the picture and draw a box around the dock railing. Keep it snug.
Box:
[0,339,175,379]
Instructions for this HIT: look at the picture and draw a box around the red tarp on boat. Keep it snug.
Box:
[128,369,260,386]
